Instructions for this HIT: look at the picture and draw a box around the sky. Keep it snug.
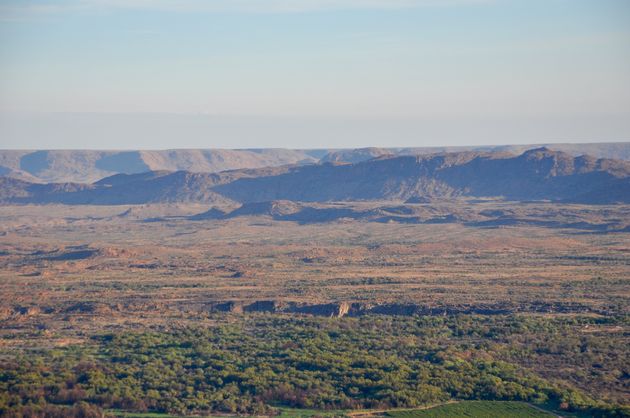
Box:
[0,0,629,149]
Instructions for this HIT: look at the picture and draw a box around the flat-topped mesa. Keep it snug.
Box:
[0,149,319,183]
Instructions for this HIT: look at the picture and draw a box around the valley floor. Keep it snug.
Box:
[0,203,628,417]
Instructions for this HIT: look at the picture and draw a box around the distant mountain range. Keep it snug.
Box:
[1,147,629,205]
[1,142,629,184]
[0,149,320,184]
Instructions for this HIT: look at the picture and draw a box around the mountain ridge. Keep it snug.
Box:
[1,142,629,183]
[1,148,629,205]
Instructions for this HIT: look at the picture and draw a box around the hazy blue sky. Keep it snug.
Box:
[0,0,629,149]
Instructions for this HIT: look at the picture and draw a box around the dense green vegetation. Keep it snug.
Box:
[386,401,552,417]
[1,314,629,417]
[110,407,348,417]
[110,412,184,418]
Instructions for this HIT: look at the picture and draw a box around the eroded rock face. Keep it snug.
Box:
[210,301,352,317]
[285,302,351,318]
[243,300,284,313]
[206,300,609,317]
[212,301,244,314]
[13,306,42,318]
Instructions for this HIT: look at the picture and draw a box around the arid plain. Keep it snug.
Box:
[1,200,629,414]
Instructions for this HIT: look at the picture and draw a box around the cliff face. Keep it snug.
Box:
[207,300,612,317]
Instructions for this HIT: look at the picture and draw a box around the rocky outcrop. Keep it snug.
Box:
[243,300,284,313]
[286,302,351,318]
[206,300,611,317]
[212,301,244,314]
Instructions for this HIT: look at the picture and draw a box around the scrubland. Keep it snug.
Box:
[0,203,628,417]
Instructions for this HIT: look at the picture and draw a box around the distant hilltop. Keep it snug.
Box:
[0,142,629,184]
